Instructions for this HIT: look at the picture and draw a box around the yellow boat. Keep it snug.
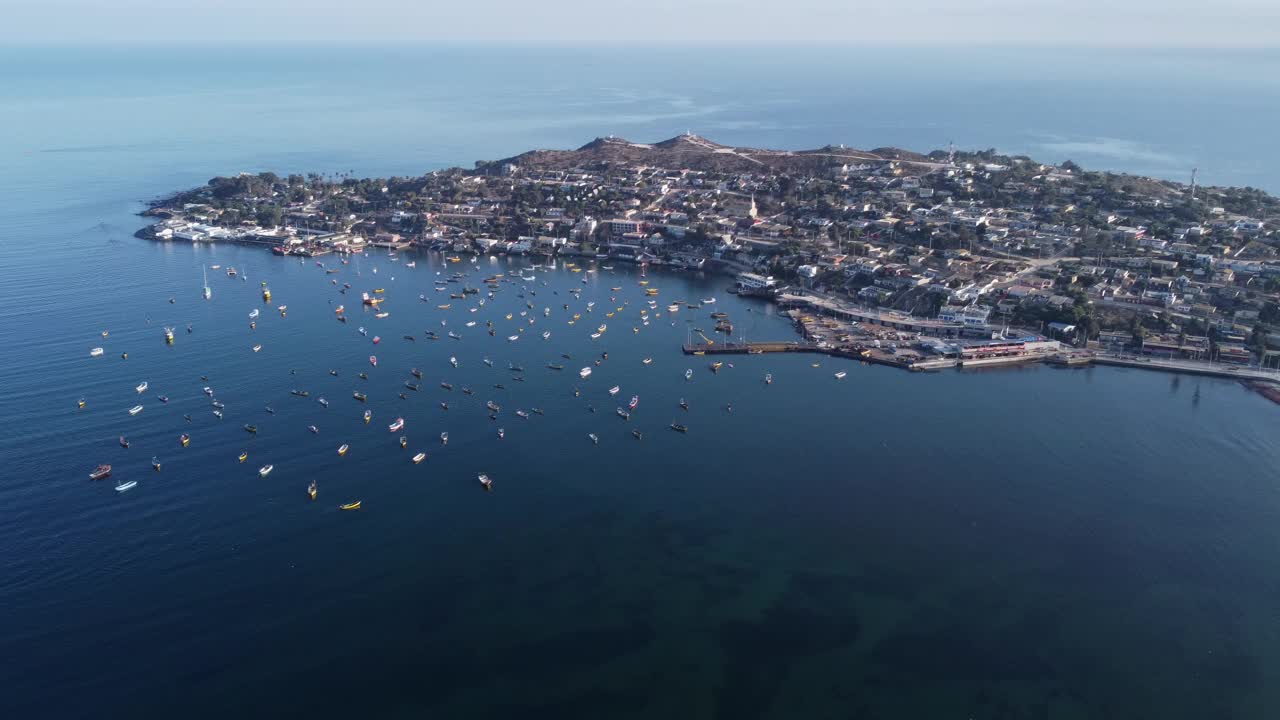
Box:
[238,451,248,463]
[77,399,86,409]
[606,312,614,318]
[307,482,317,500]
[693,350,705,356]
[373,288,385,294]
[262,288,272,301]
[505,313,512,320]
[338,443,349,456]
[340,501,361,511]
[571,268,582,273]
[645,288,658,296]
[610,287,621,291]
[437,304,451,309]
[639,280,649,286]
[447,256,461,263]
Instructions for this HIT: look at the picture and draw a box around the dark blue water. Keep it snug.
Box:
[3,46,1280,719]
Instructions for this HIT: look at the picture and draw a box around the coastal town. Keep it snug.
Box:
[139,133,1280,395]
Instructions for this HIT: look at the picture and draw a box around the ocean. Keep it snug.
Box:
[1,46,1279,719]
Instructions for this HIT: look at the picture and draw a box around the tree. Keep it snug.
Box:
[257,206,282,228]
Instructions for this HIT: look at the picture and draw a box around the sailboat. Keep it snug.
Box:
[202,266,212,300]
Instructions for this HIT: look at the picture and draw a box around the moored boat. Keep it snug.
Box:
[338,443,349,456]
[388,417,404,433]
[128,404,143,416]
[412,452,427,464]
[340,500,361,510]
[89,464,112,481]
[258,464,273,477]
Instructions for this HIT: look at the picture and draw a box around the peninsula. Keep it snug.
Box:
[139,134,1280,389]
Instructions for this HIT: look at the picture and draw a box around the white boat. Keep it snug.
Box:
[128,405,143,416]
[450,356,458,367]
[579,367,592,379]
[90,347,104,357]
[609,386,620,396]
[202,266,211,301]
[115,480,138,493]
[542,331,551,340]
[388,417,405,433]
[252,344,262,352]
[588,433,599,445]
[478,473,492,490]
[590,332,601,339]
[507,335,520,342]
[684,369,693,380]
[765,373,773,384]
[440,432,448,445]
[259,464,274,477]
[135,381,148,394]
[702,297,716,304]
[249,308,259,319]
[835,371,847,379]
[412,452,427,464]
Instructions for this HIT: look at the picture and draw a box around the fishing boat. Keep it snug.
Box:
[128,404,143,416]
[372,335,381,344]
[340,500,361,510]
[115,480,138,493]
[338,443,349,456]
[358,326,367,336]
[448,331,461,340]
[119,436,130,448]
[363,410,372,424]
[834,371,847,379]
[308,425,319,434]
[579,367,592,379]
[412,452,427,464]
[478,473,492,491]
[497,428,505,440]
[679,398,689,410]
[238,451,248,463]
[90,347,104,357]
[164,327,175,344]
[388,417,404,433]
[483,357,493,367]
[244,424,258,433]
[180,433,190,446]
[78,398,87,409]
[135,381,148,394]
[410,368,423,378]
[703,297,716,304]
[440,432,448,445]
[89,464,112,481]
[212,409,223,419]
[400,436,408,448]
[353,392,367,402]
[516,409,529,419]
[203,386,215,396]
[588,433,599,445]
[684,368,693,381]
[670,423,688,433]
[449,356,458,367]
[152,456,161,472]
[629,395,639,410]
[258,465,273,477]
[211,400,225,409]
[486,400,501,412]
[290,389,309,397]
[308,481,317,500]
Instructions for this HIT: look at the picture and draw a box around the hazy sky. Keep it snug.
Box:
[6,0,1279,46]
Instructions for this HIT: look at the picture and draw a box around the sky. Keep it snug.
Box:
[5,0,1279,46]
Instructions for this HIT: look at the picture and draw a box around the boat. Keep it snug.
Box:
[670,423,688,433]
[158,395,168,403]
[203,387,215,396]
[702,297,716,304]
[710,362,723,372]
[353,392,367,402]
[448,331,461,340]
[497,428,505,439]
[483,357,493,367]
[579,367,592,379]
[249,308,259,319]
[212,410,223,419]
[608,386,620,396]
[486,401,501,412]
[642,358,653,365]
[388,417,404,433]
[542,331,551,340]
[684,368,693,381]
[308,481,317,500]
[369,355,378,367]
[507,335,520,342]
[411,368,423,378]
[340,501,361,511]
[180,433,190,446]
[238,451,248,463]
[338,444,349,456]
[291,389,309,397]
[532,408,544,415]
[590,333,601,339]
[547,363,564,370]
[412,452,427,464]
[308,425,319,434]
[135,381,148,394]
[616,407,630,419]
[438,382,451,390]
[89,464,112,481]
[211,400,225,409]
[164,327,175,344]
[203,266,212,301]
[400,436,408,448]
[679,398,689,410]
[440,432,448,445]
[119,436,130,448]
[243,424,258,433]
[449,356,458,367]
[516,409,529,419]
[318,398,329,407]
[363,410,372,424]
[90,347,104,357]
[835,371,847,379]
[128,404,143,416]
[115,480,137,493]
[252,344,262,353]
[152,457,161,472]
[259,465,273,477]
[478,473,492,491]
[588,433,599,444]
[629,395,639,410]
